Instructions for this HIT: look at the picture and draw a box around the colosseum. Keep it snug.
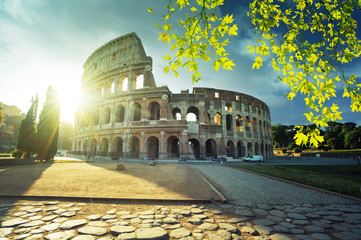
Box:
[71,32,273,160]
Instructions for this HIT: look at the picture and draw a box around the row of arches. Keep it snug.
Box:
[73,136,273,159]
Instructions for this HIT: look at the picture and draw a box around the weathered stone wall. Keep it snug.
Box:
[71,33,273,160]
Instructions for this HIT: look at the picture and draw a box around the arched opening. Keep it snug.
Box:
[129,137,139,158]
[115,137,123,157]
[121,77,128,91]
[237,141,245,157]
[186,106,199,122]
[255,142,259,155]
[206,139,217,158]
[247,142,253,156]
[167,136,180,158]
[258,110,262,118]
[264,122,267,136]
[214,113,222,125]
[236,115,243,132]
[245,116,251,137]
[103,107,111,124]
[115,105,125,122]
[253,117,257,132]
[172,108,182,120]
[90,139,97,157]
[92,110,100,125]
[147,136,159,159]
[259,120,263,136]
[100,138,109,156]
[131,103,141,121]
[111,81,115,94]
[188,138,200,160]
[136,74,144,89]
[83,140,88,155]
[227,140,234,158]
[149,102,160,120]
[225,103,232,112]
[226,114,233,131]
[261,142,264,156]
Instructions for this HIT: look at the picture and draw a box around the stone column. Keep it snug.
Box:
[180,130,188,159]
[139,132,146,159]
[160,95,168,120]
[141,98,148,121]
[159,131,166,159]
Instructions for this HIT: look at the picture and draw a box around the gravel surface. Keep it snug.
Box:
[192,164,359,205]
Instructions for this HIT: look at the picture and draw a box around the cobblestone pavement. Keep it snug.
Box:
[1,199,361,240]
[192,165,359,205]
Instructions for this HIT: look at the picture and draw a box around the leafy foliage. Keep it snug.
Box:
[36,86,60,161]
[58,122,74,150]
[17,95,38,158]
[248,0,361,147]
[150,0,237,82]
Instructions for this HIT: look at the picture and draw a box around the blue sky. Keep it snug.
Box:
[0,0,360,126]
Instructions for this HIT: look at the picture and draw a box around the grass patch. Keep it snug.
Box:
[234,165,361,198]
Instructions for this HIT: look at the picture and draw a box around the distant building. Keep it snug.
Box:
[71,33,273,160]
[0,102,22,142]
[0,102,21,117]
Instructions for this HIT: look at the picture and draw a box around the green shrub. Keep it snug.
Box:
[282,148,288,153]
[11,149,23,158]
[294,147,303,153]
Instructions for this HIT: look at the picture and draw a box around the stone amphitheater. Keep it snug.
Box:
[71,33,273,160]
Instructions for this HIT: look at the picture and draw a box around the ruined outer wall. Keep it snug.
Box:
[71,33,273,160]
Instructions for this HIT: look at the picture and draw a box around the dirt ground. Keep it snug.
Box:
[0,162,219,200]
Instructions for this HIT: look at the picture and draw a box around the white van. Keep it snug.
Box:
[244,155,263,162]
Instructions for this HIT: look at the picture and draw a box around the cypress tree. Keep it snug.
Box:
[36,86,60,161]
[17,95,38,158]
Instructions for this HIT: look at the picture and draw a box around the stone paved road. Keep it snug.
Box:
[192,165,360,205]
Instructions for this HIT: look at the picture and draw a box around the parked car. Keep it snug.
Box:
[244,155,263,162]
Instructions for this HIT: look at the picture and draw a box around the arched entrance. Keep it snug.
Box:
[115,137,123,157]
[255,142,259,155]
[90,139,97,157]
[149,102,160,120]
[167,136,180,158]
[227,140,235,158]
[129,137,139,158]
[206,139,217,158]
[100,138,109,156]
[237,141,245,157]
[188,138,200,160]
[247,142,253,156]
[147,136,159,159]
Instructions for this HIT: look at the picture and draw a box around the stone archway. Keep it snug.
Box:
[206,139,217,158]
[129,137,139,158]
[227,140,235,158]
[167,136,180,158]
[147,136,159,159]
[188,138,200,160]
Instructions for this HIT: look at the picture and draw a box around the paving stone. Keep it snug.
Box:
[29,228,45,234]
[1,218,30,227]
[110,225,136,235]
[207,233,223,240]
[235,209,254,217]
[14,233,31,240]
[220,204,233,209]
[179,211,191,216]
[332,232,359,240]
[305,225,325,233]
[191,209,203,214]
[78,226,107,236]
[164,224,181,230]
[187,218,202,225]
[137,210,155,215]
[198,223,218,231]
[18,220,44,228]
[253,225,275,235]
[72,235,96,240]
[253,219,276,226]
[102,215,117,220]
[270,210,286,218]
[14,228,31,234]
[241,226,256,235]
[192,215,208,220]
[290,229,304,234]
[269,233,292,240]
[256,204,273,210]
[60,219,87,230]
[323,215,344,222]
[135,227,169,240]
[121,215,137,220]
[40,223,61,232]
[217,230,232,240]
[117,211,130,215]
[155,215,166,219]
[44,230,77,240]
[170,228,191,238]
[274,225,291,233]
[305,213,321,219]
[86,215,102,221]
[139,215,155,220]
[52,217,68,223]
[218,223,237,233]
[313,221,331,229]
[44,202,58,205]
[212,210,223,215]
[13,212,28,217]
[24,233,44,240]
[226,217,248,224]
[293,220,310,225]
[163,218,179,224]
[311,233,332,240]
[118,232,136,240]
[42,215,57,222]
[192,232,204,240]
[0,228,12,237]
[287,213,307,220]
[53,209,67,215]
[267,216,284,223]
[204,219,215,223]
